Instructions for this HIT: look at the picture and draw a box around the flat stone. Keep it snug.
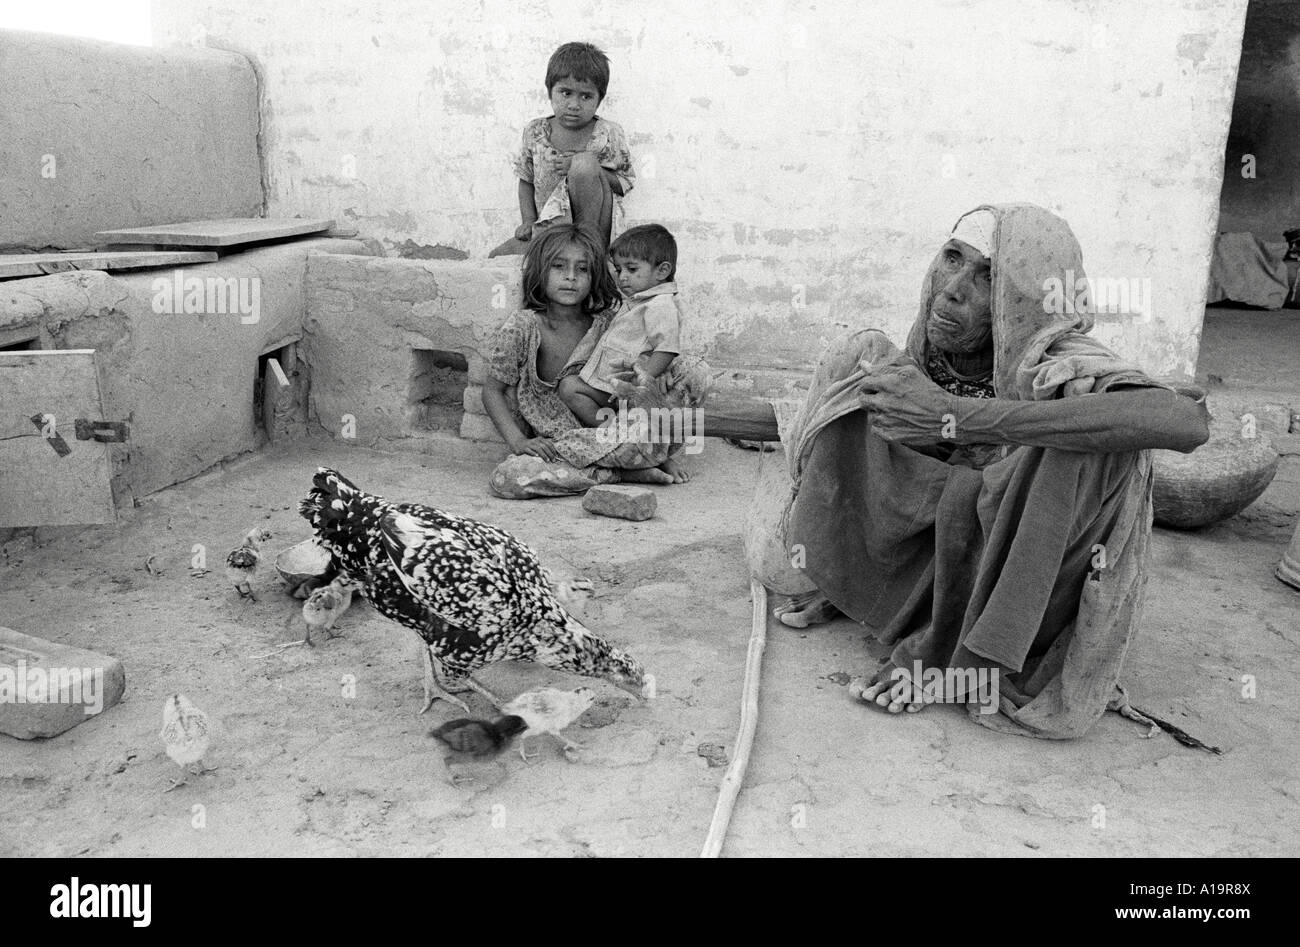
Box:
[582,484,657,521]
[0,250,217,279]
[0,627,125,740]
[95,217,333,248]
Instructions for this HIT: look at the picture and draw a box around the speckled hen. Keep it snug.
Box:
[298,467,647,712]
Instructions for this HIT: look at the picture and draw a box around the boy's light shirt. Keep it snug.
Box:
[579,281,685,393]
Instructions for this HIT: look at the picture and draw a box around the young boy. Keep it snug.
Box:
[490,42,635,257]
[558,224,685,427]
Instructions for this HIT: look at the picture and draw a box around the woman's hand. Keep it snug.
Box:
[858,362,958,446]
[510,435,564,463]
[514,221,534,241]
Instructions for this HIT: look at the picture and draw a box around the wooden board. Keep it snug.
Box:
[0,350,115,527]
[93,218,335,248]
[0,250,217,280]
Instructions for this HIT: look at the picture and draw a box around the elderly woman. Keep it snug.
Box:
[715,203,1208,738]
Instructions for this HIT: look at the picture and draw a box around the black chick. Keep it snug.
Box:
[431,715,527,783]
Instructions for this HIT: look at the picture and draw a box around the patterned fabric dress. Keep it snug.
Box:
[923,351,1001,467]
[486,308,711,499]
[512,116,635,240]
[924,351,995,399]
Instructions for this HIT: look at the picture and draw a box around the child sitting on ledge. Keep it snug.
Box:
[489,42,635,258]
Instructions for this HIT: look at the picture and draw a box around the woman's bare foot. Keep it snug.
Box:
[659,457,690,483]
[848,663,925,714]
[773,590,841,628]
[620,466,674,485]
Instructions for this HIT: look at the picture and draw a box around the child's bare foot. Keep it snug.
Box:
[620,466,674,485]
[659,458,690,483]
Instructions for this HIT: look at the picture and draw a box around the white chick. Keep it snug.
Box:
[160,693,211,792]
[226,526,273,601]
[550,575,594,614]
[500,686,597,762]
[300,575,363,646]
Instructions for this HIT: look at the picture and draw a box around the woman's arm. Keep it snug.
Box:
[860,365,1210,454]
[952,387,1210,454]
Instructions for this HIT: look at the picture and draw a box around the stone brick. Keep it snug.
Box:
[463,383,489,416]
[582,484,657,521]
[0,627,126,739]
[460,412,505,443]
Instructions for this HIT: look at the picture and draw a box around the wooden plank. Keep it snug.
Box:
[0,250,217,280]
[94,217,335,248]
[0,350,115,526]
[702,393,781,442]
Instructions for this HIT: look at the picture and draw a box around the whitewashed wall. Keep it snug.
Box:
[152,0,1247,381]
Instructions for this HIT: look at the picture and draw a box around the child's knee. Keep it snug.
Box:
[567,152,604,181]
[557,373,583,402]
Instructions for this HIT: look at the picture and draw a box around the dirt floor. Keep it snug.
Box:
[1,424,1297,857]
[2,306,1299,857]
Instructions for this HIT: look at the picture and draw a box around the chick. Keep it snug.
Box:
[430,715,527,784]
[300,574,363,646]
[225,527,273,601]
[160,694,211,792]
[548,573,594,614]
[500,686,597,762]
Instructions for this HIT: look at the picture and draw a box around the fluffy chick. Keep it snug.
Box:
[500,686,597,762]
[301,574,363,646]
[226,526,272,601]
[430,715,527,784]
[160,693,211,792]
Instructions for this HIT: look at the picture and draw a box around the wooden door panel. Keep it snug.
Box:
[0,350,116,526]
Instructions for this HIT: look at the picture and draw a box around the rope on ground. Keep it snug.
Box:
[700,577,768,858]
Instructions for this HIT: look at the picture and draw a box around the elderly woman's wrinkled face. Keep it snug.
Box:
[926,239,993,354]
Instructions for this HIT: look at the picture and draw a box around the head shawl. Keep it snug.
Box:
[905,203,1154,401]
[950,209,995,257]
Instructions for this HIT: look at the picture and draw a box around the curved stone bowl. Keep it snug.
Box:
[275,539,333,598]
[1153,418,1279,529]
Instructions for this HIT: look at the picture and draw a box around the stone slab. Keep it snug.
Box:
[0,250,218,279]
[95,218,334,248]
[582,484,657,521]
[0,626,125,739]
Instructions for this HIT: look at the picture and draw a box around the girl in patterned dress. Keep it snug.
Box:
[481,225,710,499]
